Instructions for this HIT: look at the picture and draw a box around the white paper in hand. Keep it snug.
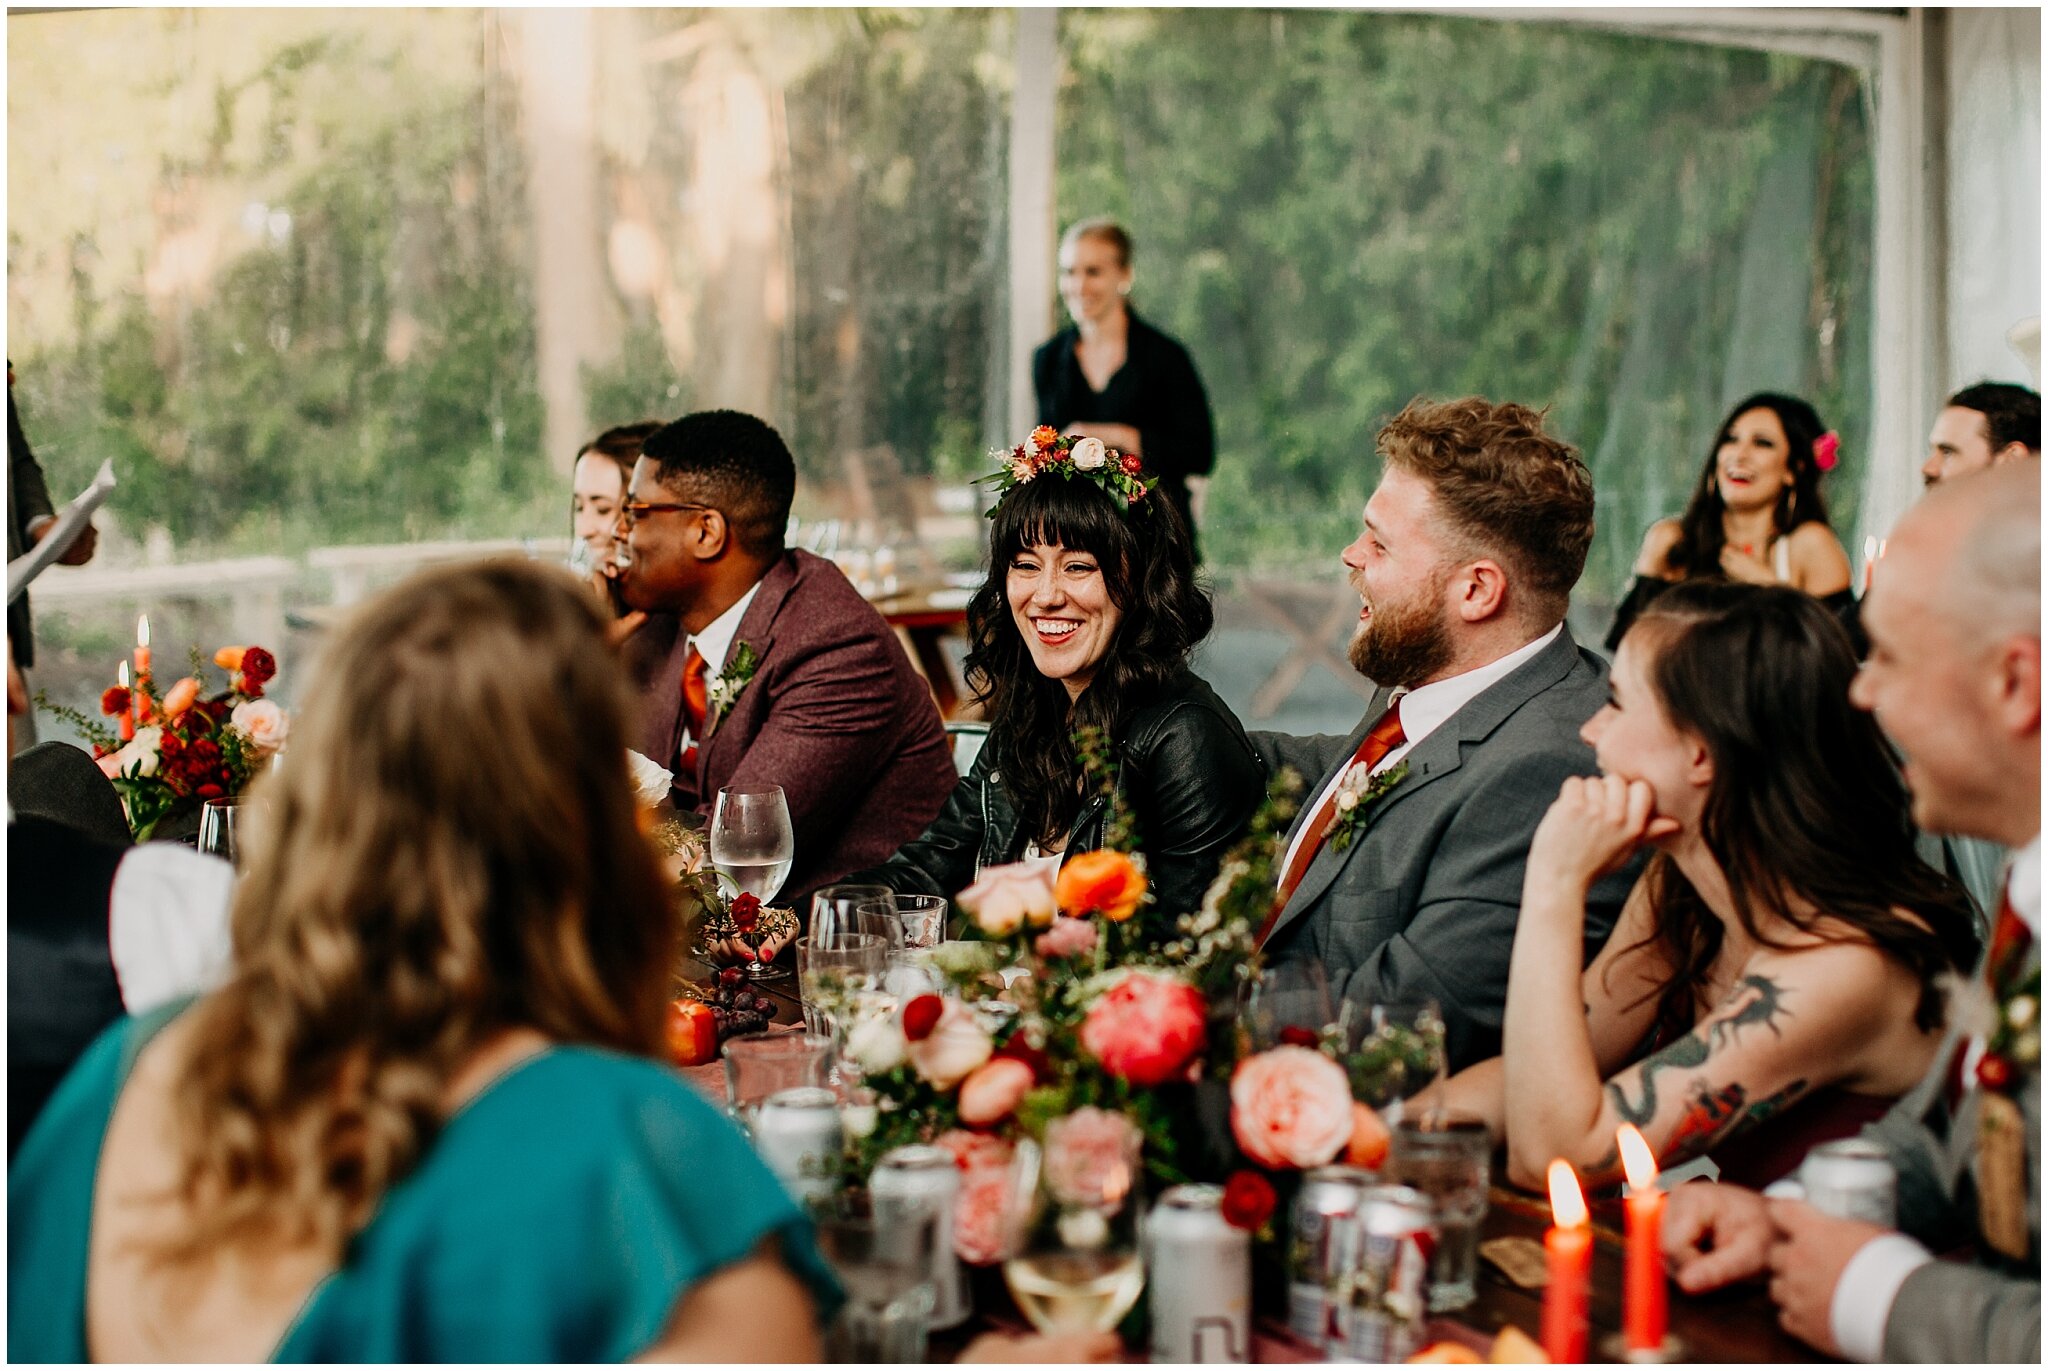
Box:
[8,459,115,604]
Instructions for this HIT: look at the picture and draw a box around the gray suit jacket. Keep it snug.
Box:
[1251,626,1634,1070]
[1869,939,2039,1363]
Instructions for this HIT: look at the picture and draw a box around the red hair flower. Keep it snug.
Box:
[1221,1169,1278,1231]
[1812,431,1840,472]
[100,686,131,717]
[1119,451,1143,476]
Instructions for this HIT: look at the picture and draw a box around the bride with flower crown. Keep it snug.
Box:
[848,427,1265,928]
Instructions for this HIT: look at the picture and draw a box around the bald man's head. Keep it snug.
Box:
[1851,459,2040,846]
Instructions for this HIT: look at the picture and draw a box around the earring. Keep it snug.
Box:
[1117,283,1131,296]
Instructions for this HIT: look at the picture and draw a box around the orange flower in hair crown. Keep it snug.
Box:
[979,426,1157,515]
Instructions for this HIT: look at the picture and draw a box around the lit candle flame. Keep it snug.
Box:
[137,614,150,648]
[1618,1123,1660,1192]
[1548,1159,1587,1228]
[118,661,130,688]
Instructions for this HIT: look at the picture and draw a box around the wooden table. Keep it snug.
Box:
[872,586,973,718]
[675,959,1822,1363]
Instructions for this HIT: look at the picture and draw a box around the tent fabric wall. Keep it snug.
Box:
[1944,6,2043,394]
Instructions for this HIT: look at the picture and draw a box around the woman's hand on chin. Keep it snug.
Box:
[1528,775,1679,896]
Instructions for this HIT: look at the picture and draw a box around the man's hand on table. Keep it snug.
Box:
[958,1331,1120,1363]
[1662,1182,1775,1292]
[1763,1198,1886,1358]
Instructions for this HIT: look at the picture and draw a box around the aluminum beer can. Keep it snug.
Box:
[752,1086,843,1207]
[1800,1139,1898,1227]
[1148,1184,1251,1363]
[1338,1183,1435,1364]
[871,1144,970,1330]
[1289,1164,1374,1350]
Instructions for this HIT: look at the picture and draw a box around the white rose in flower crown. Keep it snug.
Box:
[625,749,675,808]
[1068,436,1109,471]
[96,726,163,780]
[906,998,994,1089]
[230,699,290,754]
[958,860,1059,937]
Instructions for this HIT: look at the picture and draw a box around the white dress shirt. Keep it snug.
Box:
[1829,833,2040,1361]
[678,581,761,760]
[1277,624,1563,883]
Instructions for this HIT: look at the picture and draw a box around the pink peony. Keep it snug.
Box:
[957,860,1058,937]
[1044,1107,1141,1206]
[1078,969,1208,1087]
[957,1057,1035,1126]
[905,998,993,1089]
[230,698,289,753]
[1230,1045,1356,1170]
[1033,916,1099,960]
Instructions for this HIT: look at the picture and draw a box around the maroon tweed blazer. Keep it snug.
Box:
[632,549,957,904]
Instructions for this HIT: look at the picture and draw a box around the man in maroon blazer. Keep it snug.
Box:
[616,410,956,908]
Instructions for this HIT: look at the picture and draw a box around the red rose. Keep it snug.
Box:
[1120,451,1143,475]
[100,686,131,717]
[1977,1053,2014,1092]
[1278,1025,1321,1048]
[189,737,222,766]
[730,892,761,932]
[239,647,277,691]
[902,993,945,1042]
[1221,1169,1278,1231]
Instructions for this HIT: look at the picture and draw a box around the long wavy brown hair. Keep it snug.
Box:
[1611,580,1978,1046]
[154,560,676,1262]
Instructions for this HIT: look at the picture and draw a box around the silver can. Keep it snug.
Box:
[1148,1184,1251,1363]
[752,1086,844,1207]
[871,1144,970,1330]
[1288,1164,1374,1350]
[1800,1139,1898,1227]
[1337,1183,1435,1364]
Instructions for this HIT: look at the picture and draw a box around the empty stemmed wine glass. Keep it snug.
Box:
[1346,998,1449,1125]
[711,785,795,979]
[197,797,246,868]
[1238,959,1336,1052]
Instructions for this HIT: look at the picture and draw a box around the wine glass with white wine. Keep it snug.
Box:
[1002,1112,1146,1336]
[711,785,795,979]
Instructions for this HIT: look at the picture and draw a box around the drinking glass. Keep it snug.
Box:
[710,785,795,903]
[882,949,944,1003]
[1002,1112,1147,1335]
[1345,999,1449,1124]
[721,1031,833,1122]
[872,894,948,949]
[797,932,888,1042]
[1238,960,1335,1051]
[1387,1116,1491,1310]
[197,796,245,867]
[816,1193,941,1362]
[812,884,898,944]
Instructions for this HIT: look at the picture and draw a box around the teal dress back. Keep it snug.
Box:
[9,1008,841,1362]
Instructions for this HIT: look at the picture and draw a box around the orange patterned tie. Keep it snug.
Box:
[1258,698,1407,946]
[678,644,708,776]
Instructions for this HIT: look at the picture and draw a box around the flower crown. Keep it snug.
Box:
[978,426,1157,517]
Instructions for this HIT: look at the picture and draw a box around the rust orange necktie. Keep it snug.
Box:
[679,644,709,776]
[1258,698,1406,946]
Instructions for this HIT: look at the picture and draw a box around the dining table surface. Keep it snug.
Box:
[675,954,1826,1365]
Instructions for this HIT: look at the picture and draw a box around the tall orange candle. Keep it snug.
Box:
[134,613,152,681]
[1618,1124,1668,1352]
[116,662,134,741]
[1543,1160,1591,1364]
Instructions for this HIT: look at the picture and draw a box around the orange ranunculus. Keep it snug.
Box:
[160,676,202,716]
[214,646,247,671]
[1055,849,1148,922]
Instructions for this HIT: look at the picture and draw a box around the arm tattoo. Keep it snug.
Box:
[1604,975,1795,1129]
[1606,1031,1708,1127]
[1661,1078,1811,1165]
[1705,974,1791,1050]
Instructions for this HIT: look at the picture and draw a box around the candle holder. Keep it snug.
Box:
[1601,1331,1687,1364]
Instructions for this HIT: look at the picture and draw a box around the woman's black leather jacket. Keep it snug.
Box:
[850,670,1267,921]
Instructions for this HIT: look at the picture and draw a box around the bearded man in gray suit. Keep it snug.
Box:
[1662,459,2039,1363]
[1253,396,1635,1070]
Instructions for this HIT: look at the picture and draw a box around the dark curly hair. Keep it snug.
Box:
[1668,393,1833,578]
[1609,580,1978,1045]
[963,473,1212,846]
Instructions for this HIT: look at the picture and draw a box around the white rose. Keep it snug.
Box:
[97,726,163,780]
[230,698,290,754]
[1341,761,1372,793]
[1335,791,1359,813]
[1069,436,1108,470]
[907,999,994,1089]
[845,1015,909,1075]
[625,749,675,808]
[958,861,1059,939]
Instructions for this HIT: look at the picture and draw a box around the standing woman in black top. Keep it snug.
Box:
[1033,218,1217,559]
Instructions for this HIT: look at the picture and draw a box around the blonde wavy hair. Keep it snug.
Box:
[156,559,675,1261]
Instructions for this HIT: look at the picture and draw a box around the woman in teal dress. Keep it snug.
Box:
[7,560,839,1362]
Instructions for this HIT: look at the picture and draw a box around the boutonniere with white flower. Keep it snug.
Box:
[706,641,761,730]
[1325,760,1409,853]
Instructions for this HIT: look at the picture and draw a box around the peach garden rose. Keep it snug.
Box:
[1230,1044,1355,1170]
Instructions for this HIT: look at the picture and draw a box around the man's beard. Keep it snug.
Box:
[1347,576,1455,689]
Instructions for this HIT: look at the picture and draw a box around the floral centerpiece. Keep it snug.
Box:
[47,645,285,841]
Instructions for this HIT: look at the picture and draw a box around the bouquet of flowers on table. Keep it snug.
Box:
[831,728,1435,1269]
[48,645,286,841]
